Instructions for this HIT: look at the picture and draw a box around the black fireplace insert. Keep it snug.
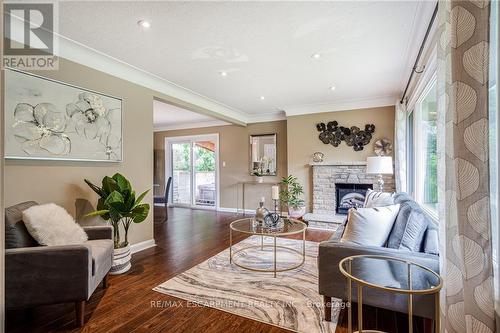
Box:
[335,183,372,214]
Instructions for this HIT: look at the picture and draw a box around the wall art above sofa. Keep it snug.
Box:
[4,69,123,162]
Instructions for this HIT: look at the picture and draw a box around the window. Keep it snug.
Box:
[406,111,414,197]
[407,77,438,215]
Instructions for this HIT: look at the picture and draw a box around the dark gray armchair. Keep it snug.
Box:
[5,201,114,327]
[318,193,440,322]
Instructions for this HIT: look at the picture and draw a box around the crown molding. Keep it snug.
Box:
[154,120,232,132]
[283,95,396,117]
[247,111,287,123]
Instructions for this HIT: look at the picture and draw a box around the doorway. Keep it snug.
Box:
[165,134,219,210]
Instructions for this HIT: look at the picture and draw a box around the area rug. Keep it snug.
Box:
[154,236,341,332]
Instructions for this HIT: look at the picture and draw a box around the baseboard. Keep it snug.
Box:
[217,207,255,214]
[130,239,156,254]
[217,207,286,216]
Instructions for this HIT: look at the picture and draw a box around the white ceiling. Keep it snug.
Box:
[57,1,436,123]
[153,100,230,131]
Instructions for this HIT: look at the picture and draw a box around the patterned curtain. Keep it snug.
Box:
[437,1,496,332]
[394,100,407,193]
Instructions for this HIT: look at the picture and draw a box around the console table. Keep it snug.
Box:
[237,181,279,215]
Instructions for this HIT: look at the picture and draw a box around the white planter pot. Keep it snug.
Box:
[110,244,131,275]
[288,206,306,219]
[255,176,264,183]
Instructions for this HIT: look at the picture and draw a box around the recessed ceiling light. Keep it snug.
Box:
[219,71,228,77]
[137,20,151,29]
[329,86,336,91]
[260,96,265,100]
[311,53,321,59]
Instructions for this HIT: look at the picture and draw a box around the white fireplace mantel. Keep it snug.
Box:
[309,161,367,166]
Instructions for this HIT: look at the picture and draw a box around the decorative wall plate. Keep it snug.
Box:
[312,152,324,162]
[374,138,392,156]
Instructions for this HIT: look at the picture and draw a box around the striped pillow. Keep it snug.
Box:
[364,189,394,208]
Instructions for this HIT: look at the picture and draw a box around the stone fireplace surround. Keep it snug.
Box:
[303,161,395,229]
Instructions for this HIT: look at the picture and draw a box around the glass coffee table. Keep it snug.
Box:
[339,255,442,333]
[229,218,307,277]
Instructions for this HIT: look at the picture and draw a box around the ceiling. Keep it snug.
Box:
[153,100,230,131]
[57,1,436,123]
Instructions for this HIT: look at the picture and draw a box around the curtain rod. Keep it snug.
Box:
[399,3,438,104]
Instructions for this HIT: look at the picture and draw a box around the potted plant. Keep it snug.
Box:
[85,173,150,275]
[280,175,306,218]
[251,169,264,183]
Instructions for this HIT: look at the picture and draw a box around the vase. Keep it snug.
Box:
[110,244,131,275]
[255,176,264,183]
[288,206,306,219]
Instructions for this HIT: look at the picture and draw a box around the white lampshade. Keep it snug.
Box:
[366,156,393,174]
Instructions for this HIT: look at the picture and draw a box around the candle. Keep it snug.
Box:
[272,185,279,200]
[261,196,265,203]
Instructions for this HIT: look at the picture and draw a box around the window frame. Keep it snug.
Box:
[408,73,439,220]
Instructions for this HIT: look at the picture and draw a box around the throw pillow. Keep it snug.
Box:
[22,203,88,246]
[364,189,394,208]
[399,210,429,251]
[393,192,413,204]
[423,222,440,255]
[5,201,39,249]
[386,199,431,251]
[340,204,400,246]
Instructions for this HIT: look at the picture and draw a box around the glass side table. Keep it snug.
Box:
[339,255,442,333]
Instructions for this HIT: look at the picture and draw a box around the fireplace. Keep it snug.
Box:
[335,183,372,214]
[304,162,395,229]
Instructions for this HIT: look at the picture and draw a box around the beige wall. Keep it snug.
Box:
[4,58,159,246]
[154,121,287,210]
[287,106,395,211]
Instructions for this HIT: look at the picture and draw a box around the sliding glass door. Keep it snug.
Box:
[193,141,216,207]
[167,135,218,209]
[171,142,192,205]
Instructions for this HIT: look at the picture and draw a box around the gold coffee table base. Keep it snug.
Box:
[229,218,307,278]
[230,242,305,277]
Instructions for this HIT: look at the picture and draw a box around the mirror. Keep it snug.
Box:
[250,134,277,176]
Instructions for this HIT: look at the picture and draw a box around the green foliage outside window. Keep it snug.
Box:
[195,145,215,172]
[172,143,215,172]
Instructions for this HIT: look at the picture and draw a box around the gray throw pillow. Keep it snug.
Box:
[423,221,440,255]
[399,210,429,252]
[386,200,420,249]
[393,192,413,204]
[5,201,39,249]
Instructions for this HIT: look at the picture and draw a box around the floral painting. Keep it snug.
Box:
[4,69,122,161]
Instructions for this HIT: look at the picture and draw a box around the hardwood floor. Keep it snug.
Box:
[6,207,423,333]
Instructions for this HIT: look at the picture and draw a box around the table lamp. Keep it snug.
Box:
[366,156,393,192]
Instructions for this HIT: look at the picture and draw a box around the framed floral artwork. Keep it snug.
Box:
[4,68,123,162]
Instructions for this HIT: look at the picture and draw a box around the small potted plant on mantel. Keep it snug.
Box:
[280,175,306,218]
[251,169,264,183]
[85,173,150,275]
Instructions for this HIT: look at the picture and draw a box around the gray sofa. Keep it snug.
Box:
[318,192,439,321]
[5,201,114,327]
